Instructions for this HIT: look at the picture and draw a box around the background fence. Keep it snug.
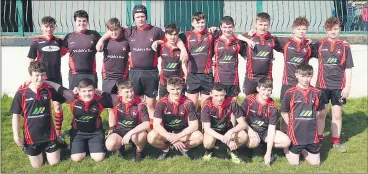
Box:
[1,0,367,36]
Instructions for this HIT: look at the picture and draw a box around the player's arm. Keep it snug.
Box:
[280,92,292,125]
[233,33,255,49]
[10,92,24,146]
[265,107,278,159]
[310,41,320,59]
[341,45,354,99]
[201,104,224,141]
[227,103,246,134]
[27,41,38,64]
[181,59,188,80]
[44,81,75,103]
[177,102,198,138]
[153,102,170,138]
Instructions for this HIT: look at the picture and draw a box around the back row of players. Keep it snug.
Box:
[11,4,353,168]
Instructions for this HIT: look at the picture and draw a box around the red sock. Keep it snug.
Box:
[55,112,64,135]
[331,137,340,144]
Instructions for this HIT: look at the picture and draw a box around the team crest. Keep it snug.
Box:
[302,48,308,53]
[90,39,94,44]
[335,49,342,55]
[149,37,153,42]
[266,42,272,47]
[91,106,98,112]
[131,109,137,116]
[41,94,49,100]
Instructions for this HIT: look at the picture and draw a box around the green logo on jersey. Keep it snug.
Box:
[32,107,45,115]
[299,110,313,117]
[326,57,338,64]
[121,120,134,125]
[290,57,304,63]
[256,51,270,57]
[169,119,182,125]
[252,120,265,127]
[223,55,233,61]
[166,63,178,69]
[216,123,226,129]
[79,116,93,121]
[193,46,206,53]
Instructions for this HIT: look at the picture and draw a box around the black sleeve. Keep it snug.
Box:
[186,102,198,121]
[10,91,22,114]
[200,104,211,122]
[211,29,222,40]
[27,41,38,59]
[138,104,150,122]
[153,101,165,119]
[100,92,113,108]
[268,107,278,125]
[239,40,247,58]
[156,28,165,40]
[63,33,70,48]
[50,88,66,104]
[274,36,288,52]
[179,33,187,45]
[310,41,320,58]
[281,92,292,112]
[345,45,354,69]
[93,30,102,41]
[240,98,249,117]
[317,92,325,111]
[230,102,244,119]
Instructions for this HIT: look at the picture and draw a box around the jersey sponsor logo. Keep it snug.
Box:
[249,109,256,113]
[217,47,224,50]
[130,39,136,42]
[72,49,93,53]
[41,46,60,52]
[165,63,178,69]
[193,46,206,53]
[78,116,94,122]
[255,51,270,57]
[299,110,313,117]
[215,123,226,129]
[252,120,265,127]
[106,55,125,59]
[287,46,295,50]
[25,97,34,101]
[119,120,135,127]
[189,39,196,42]
[222,55,233,61]
[321,48,329,51]
[74,105,83,110]
[132,47,152,52]
[326,57,338,64]
[32,107,45,115]
[289,57,304,63]
[38,41,46,43]
[70,42,75,45]
[169,119,182,125]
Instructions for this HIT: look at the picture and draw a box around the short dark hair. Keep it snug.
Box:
[106,18,121,31]
[28,61,46,75]
[256,12,271,22]
[292,16,310,28]
[74,10,89,22]
[165,24,179,34]
[220,16,235,26]
[78,78,94,89]
[257,77,273,89]
[41,16,56,25]
[296,64,313,76]
[167,76,182,87]
[324,16,341,30]
[211,83,226,92]
[192,12,206,22]
[116,79,133,90]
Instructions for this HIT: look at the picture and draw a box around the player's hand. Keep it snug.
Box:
[264,152,272,166]
[122,133,132,145]
[208,27,219,33]
[340,87,350,99]
[248,128,260,145]
[72,87,79,94]
[247,40,256,49]
[222,130,233,145]
[172,141,187,151]
[14,136,24,147]
[248,29,256,36]
[96,41,104,52]
[167,133,181,144]
[227,141,238,151]
[151,41,158,52]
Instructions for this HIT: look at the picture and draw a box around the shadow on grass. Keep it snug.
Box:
[320,111,367,163]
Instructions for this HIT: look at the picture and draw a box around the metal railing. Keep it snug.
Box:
[1,0,367,36]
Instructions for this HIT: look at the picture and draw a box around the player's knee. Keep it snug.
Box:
[309,159,320,166]
[71,154,86,162]
[283,138,291,148]
[203,135,216,149]
[91,154,105,162]
[48,158,60,166]
[147,130,159,144]
[237,131,248,144]
[191,131,203,145]
[332,112,342,120]
[105,138,118,151]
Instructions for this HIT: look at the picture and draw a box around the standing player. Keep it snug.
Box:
[213,16,247,100]
[45,79,113,162]
[27,16,68,137]
[241,78,290,165]
[10,62,66,168]
[63,10,101,89]
[105,80,150,162]
[242,13,279,96]
[281,64,324,166]
[101,18,130,132]
[147,76,203,159]
[154,24,187,98]
[313,17,354,153]
[201,83,248,163]
[96,4,188,123]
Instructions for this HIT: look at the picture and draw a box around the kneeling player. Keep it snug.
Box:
[105,80,150,162]
[241,78,290,165]
[281,64,324,166]
[10,62,66,168]
[147,76,203,159]
[46,79,113,162]
[201,83,248,163]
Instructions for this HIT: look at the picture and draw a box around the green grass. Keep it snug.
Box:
[1,94,367,173]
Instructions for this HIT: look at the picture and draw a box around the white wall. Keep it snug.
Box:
[2,45,367,98]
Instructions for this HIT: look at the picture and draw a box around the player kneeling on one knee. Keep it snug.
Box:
[281,64,324,166]
[240,78,291,166]
[201,83,248,164]
[147,76,203,159]
[105,80,150,162]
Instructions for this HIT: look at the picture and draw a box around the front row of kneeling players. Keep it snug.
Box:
[11,61,322,168]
